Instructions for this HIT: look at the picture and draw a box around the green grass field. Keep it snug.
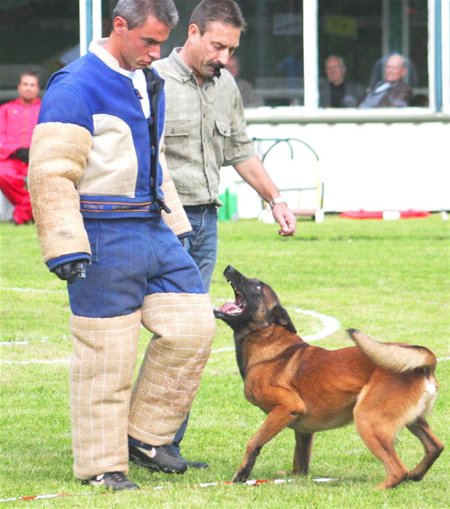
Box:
[1,214,449,508]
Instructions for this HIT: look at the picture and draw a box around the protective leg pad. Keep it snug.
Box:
[128,292,216,445]
[70,310,141,479]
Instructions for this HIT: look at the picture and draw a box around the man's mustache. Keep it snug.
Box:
[210,62,224,78]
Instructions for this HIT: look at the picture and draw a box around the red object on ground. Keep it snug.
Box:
[339,210,431,220]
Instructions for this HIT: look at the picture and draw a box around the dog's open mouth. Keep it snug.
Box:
[215,289,246,316]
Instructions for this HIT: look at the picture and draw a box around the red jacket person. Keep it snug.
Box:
[0,71,40,224]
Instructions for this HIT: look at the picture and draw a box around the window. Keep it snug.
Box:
[318,0,429,108]
[230,0,428,108]
[238,0,304,106]
[1,0,444,112]
[0,0,79,98]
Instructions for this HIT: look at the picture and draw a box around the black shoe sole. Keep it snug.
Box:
[110,483,140,491]
[129,452,187,474]
[186,461,209,469]
[82,479,140,491]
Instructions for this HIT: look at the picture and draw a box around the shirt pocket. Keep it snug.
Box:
[165,120,191,140]
[213,120,231,156]
[214,120,231,138]
[163,120,191,170]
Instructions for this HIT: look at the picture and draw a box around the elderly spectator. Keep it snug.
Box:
[320,55,365,108]
[359,54,412,108]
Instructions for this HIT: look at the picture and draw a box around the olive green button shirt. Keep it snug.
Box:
[153,48,256,206]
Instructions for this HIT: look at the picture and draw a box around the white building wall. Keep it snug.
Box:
[3,120,447,222]
[221,118,450,217]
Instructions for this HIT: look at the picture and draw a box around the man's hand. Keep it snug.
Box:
[12,148,30,163]
[271,203,296,236]
[53,261,88,283]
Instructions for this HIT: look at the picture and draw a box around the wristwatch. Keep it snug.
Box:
[269,196,287,209]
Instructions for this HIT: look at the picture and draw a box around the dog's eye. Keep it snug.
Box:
[256,285,261,291]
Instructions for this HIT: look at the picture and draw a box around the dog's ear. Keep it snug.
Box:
[272,305,297,333]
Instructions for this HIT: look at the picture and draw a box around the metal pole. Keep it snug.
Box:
[303,0,319,109]
[429,0,443,112]
[382,0,390,55]
[92,0,103,40]
[442,0,450,111]
[79,0,88,56]
[80,0,101,56]
[402,0,409,57]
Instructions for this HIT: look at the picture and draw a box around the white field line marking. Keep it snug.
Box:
[0,339,49,346]
[0,341,30,345]
[213,307,341,353]
[1,359,70,365]
[3,285,338,339]
[3,355,448,367]
[1,289,448,365]
[1,478,344,503]
[292,307,341,341]
[0,308,341,365]
[1,286,65,293]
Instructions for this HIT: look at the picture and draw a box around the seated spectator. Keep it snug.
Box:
[0,71,41,224]
[368,53,417,88]
[320,55,365,108]
[359,54,412,108]
[225,55,262,107]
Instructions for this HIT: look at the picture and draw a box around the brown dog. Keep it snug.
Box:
[214,266,443,489]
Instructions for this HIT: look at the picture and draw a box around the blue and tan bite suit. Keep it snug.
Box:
[28,40,216,480]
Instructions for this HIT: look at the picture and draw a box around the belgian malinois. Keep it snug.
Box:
[214,266,443,489]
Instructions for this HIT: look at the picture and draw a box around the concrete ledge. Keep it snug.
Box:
[245,107,450,125]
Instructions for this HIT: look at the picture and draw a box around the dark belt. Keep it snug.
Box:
[183,204,217,211]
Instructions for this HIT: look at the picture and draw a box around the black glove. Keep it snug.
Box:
[12,148,30,163]
[52,260,88,283]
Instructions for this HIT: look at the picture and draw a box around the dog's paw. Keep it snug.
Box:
[406,470,425,482]
[232,471,248,483]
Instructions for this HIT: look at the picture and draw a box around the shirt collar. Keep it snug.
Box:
[89,38,142,79]
[168,47,219,86]
[374,82,391,94]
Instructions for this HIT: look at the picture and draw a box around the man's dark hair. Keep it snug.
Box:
[189,0,246,34]
[113,0,179,30]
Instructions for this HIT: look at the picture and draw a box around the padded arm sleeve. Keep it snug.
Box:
[28,122,93,262]
[159,142,192,237]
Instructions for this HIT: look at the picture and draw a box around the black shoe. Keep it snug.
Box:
[129,444,188,474]
[170,445,209,469]
[82,471,139,491]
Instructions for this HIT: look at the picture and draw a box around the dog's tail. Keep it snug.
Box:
[347,329,437,373]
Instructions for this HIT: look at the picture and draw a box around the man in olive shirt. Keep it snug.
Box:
[153,0,296,465]
[153,0,295,291]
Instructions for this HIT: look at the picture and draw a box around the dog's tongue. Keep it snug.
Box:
[217,302,241,314]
